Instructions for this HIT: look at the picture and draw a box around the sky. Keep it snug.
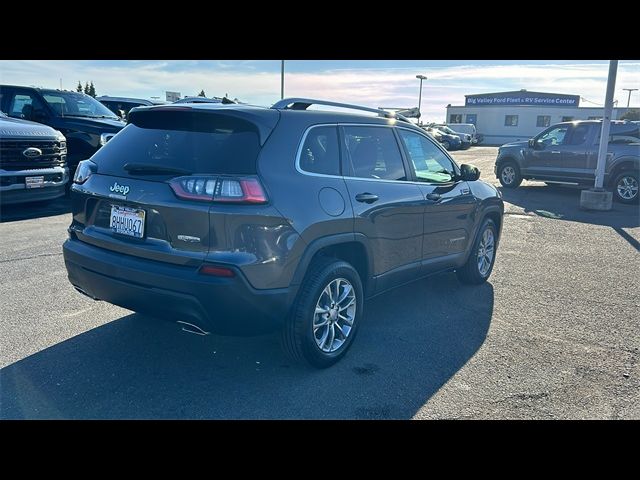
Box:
[0,60,638,122]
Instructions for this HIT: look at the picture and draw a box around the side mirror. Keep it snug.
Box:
[459,163,481,182]
[528,138,535,148]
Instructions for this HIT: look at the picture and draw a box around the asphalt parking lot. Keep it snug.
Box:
[1,146,638,419]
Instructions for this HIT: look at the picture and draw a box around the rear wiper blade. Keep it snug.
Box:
[123,163,192,175]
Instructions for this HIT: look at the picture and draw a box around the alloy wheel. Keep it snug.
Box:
[617,175,638,200]
[501,166,516,185]
[313,278,356,353]
[477,228,495,277]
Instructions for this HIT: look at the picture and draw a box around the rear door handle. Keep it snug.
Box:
[355,193,379,204]
[426,193,441,201]
[551,151,561,154]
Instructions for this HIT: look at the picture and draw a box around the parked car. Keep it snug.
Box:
[495,120,639,203]
[436,125,472,149]
[447,123,478,144]
[424,126,462,151]
[0,86,125,177]
[97,96,167,120]
[0,111,68,205]
[63,98,504,368]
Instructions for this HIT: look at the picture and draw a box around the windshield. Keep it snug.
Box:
[438,126,456,135]
[41,91,119,119]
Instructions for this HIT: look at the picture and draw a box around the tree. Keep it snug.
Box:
[198,89,206,97]
[88,81,96,97]
[620,109,640,121]
[76,81,83,92]
[84,82,90,95]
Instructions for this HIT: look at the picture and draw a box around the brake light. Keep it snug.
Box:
[199,264,235,277]
[169,176,267,204]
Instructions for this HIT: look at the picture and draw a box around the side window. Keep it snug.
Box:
[537,126,569,146]
[565,124,590,145]
[8,93,46,121]
[299,126,340,176]
[342,126,406,181]
[536,115,551,128]
[398,129,456,183]
[504,115,518,126]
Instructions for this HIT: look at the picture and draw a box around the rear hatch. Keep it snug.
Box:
[70,106,279,266]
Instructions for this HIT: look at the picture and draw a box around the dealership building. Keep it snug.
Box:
[446,90,632,145]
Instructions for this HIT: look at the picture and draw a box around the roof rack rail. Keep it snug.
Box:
[271,98,412,124]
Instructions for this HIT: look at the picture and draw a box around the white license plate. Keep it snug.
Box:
[110,205,145,238]
[25,176,45,189]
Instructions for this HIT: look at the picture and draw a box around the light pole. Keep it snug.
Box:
[623,88,638,108]
[281,60,285,100]
[416,74,427,125]
[580,60,618,211]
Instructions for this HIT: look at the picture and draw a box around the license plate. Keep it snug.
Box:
[25,176,45,189]
[110,205,145,238]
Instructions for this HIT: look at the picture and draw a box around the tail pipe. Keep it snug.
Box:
[177,320,210,336]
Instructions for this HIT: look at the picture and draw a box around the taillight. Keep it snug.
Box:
[214,178,267,204]
[73,160,97,184]
[169,176,267,204]
[169,176,217,201]
[199,264,235,277]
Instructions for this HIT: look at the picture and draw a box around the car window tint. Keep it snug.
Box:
[299,126,340,175]
[566,124,590,145]
[91,111,262,176]
[398,129,455,183]
[343,126,406,181]
[538,126,569,146]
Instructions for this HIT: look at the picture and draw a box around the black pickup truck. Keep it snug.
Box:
[0,86,125,176]
[494,120,639,203]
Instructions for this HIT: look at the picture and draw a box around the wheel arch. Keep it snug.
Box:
[607,159,639,187]
[290,233,374,296]
[496,155,519,170]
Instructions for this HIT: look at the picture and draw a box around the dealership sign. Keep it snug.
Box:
[465,92,580,107]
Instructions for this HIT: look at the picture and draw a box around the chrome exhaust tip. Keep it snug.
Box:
[177,320,210,336]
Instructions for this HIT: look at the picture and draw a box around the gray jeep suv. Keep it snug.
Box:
[63,99,504,368]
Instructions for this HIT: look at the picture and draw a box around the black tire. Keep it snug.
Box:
[441,141,450,151]
[612,171,639,204]
[281,257,364,368]
[457,218,498,285]
[497,161,522,188]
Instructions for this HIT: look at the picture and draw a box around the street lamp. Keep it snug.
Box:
[416,75,427,125]
[622,88,638,108]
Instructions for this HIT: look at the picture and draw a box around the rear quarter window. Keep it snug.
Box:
[91,111,262,176]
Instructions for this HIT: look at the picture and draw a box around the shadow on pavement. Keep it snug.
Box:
[0,273,493,419]
[0,196,71,223]
[500,183,640,229]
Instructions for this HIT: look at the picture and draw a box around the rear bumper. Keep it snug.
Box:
[63,237,292,335]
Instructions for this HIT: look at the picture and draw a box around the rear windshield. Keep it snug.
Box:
[91,111,262,175]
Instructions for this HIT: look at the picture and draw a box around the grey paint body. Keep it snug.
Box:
[495,120,639,186]
[63,103,504,334]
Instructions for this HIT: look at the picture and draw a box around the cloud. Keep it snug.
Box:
[1,60,638,122]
